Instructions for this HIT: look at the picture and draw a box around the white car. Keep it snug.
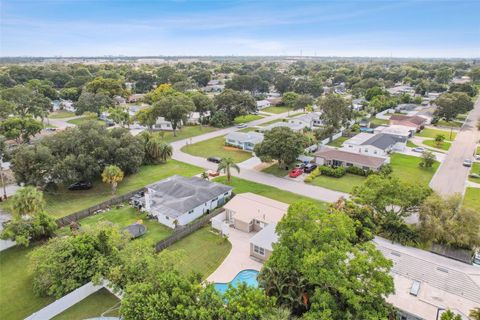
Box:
[236,123,248,128]
[463,159,473,167]
[412,147,425,153]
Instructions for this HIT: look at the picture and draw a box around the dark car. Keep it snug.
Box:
[207,157,222,163]
[303,163,318,173]
[68,181,93,191]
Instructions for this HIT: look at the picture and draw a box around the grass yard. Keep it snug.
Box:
[310,173,367,193]
[181,135,252,163]
[369,117,389,127]
[434,120,463,128]
[160,125,218,144]
[327,136,349,148]
[67,117,105,126]
[0,160,202,218]
[49,110,76,119]
[261,163,289,177]
[52,288,119,320]
[476,146,480,155]
[56,206,173,245]
[213,176,329,210]
[261,106,292,114]
[468,162,480,183]
[390,153,439,186]
[463,187,480,212]
[234,114,263,124]
[167,226,232,279]
[422,139,452,151]
[407,140,419,148]
[417,128,456,141]
[0,246,54,320]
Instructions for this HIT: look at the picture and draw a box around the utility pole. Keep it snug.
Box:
[0,156,6,200]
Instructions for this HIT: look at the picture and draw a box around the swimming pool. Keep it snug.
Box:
[213,269,259,294]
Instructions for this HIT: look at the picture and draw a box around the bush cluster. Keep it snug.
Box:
[319,165,346,178]
[346,166,373,176]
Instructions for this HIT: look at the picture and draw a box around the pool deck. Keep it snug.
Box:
[207,227,263,283]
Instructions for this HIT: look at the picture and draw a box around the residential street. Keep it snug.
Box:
[429,96,480,196]
[171,112,348,203]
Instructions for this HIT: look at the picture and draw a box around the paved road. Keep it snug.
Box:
[171,112,347,203]
[429,96,480,196]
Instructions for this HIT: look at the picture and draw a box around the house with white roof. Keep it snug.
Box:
[258,121,305,133]
[342,132,407,157]
[225,131,264,151]
[287,112,323,129]
[144,175,232,228]
[152,117,174,131]
[256,100,271,110]
[374,125,415,138]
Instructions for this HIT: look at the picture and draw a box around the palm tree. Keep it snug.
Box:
[217,157,240,182]
[11,186,45,217]
[434,134,445,147]
[200,172,209,180]
[158,142,173,162]
[101,165,124,195]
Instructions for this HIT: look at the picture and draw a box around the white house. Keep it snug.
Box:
[225,131,264,151]
[287,112,323,129]
[152,117,174,131]
[259,121,305,133]
[342,132,407,157]
[256,100,271,110]
[351,98,366,111]
[374,125,415,138]
[144,175,233,229]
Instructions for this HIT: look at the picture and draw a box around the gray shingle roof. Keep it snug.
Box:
[361,133,406,150]
[147,175,232,218]
[226,131,264,144]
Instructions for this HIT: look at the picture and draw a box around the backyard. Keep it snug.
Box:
[213,176,329,210]
[67,116,105,126]
[233,114,263,124]
[463,187,480,212]
[369,117,389,127]
[422,139,452,151]
[52,289,119,320]
[310,173,367,193]
[390,153,439,186]
[56,206,173,245]
[48,110,75,119]
[261,105,292,114]
[327,136,349,148]
[181,135,252,163]
[160,125,218,143]
[417,128,457,140]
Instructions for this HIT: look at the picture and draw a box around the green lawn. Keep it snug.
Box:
[181,135,252,163]
[166,226,232,279]
[0,246,54,320]
[456,113,468,121]
[261,106,292,114]
[56,206,173,245]
[234,114,263,124]
[369,118,389,127]
[52,288,119,320]
[261,163,289,177]
[468,162,480,183]
[310,173,367,193]
[49,110,76,119]
[407,140,419,148]
[417,128,457,141]
[0,160,202,218]
[67,117,105,126]
[327,136,349,148]
[160,125,218,144]
[213,176,329,210]
[476,146,480,155]
[390,153,439,186]
[435,120,463,128]
[422,139,452,151]
[463,187,480,212]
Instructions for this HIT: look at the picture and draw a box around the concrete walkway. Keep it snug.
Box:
[207,227,263,283]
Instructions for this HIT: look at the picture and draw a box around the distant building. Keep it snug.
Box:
[128,94,145,103]
[287,112,323,129]
[256,100,271,110]
[374,125,415,138]
[113,96,126,105]
[259,121,305,133]
[152,117,174,131]
[225,131,264,151]
[390,115,427,131]
[342,132,407,157]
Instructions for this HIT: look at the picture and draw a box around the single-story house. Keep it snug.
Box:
[351,98,366,111]
[127,94,145,103]
[395,104,418,113]
[250,222,279,262]
[114,96,126,105]
[144,175,232,228]
[342,132,407,157]
[187,111,210,125]
[256,100,271,110]
[315,147,388,171]
[374,125,415,138]
[259,121,305,133]
[374,237,480,320]
[225,131,264,151]
[387,85,415,96]
[389,115,427,131]
[152,117,174,131]
[288,112,323,129]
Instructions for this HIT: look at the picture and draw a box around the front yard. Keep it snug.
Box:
[434,120,463,128]
[463,187,480,212]
[161,125,217,143]
[422,139,451,151]
[261,163,289,177]
[468,162,480,183]
[213,176,329,210]
[56,206,173,245]
[310,173,367,193]
[181,135,252,163]
[0,160,202,218]
[234,114,263,124]
[390,153,439,186]
[49,110,75,119]
[417,128,457,140]
[261,106,292,114]
[67,116,105,126]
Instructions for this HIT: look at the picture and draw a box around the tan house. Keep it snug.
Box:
[250,223,278,261]
[314,147,387,171]
[389,115,427,131]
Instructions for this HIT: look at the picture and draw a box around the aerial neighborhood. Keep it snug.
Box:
[0,1,480,319]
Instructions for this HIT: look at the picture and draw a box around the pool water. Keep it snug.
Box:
[213,269,259,295]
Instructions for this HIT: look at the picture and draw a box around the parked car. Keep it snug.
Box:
[68,181,93,191]
[412,147,425,153]
[304,163,318,173]
[236,123,247,128]
[294,162,306,169]
[463,159,473,167]
[207,157,221,163]
[475,154,480,161]
[289,168,303,178]
[208,170,220,177]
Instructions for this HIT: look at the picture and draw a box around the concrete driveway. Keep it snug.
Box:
[207,227,263,283]
[429,96,480,196]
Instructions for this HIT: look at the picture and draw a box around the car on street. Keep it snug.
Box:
[303,163,318,173]
[208,170,220,177]
[68,181,93,191]
[288,168,303,178]
[463,159,473,167]
[412,147,425,153]
[236,123,247,128]
[207,156,222,163]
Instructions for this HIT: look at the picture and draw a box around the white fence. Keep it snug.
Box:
[211,211,230,236]
[320,131,343,145]
[375,108,394,120]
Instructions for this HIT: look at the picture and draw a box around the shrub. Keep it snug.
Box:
[319,165,346,178]
[0,212,57,247]
[346,166,373,176]
[304,167,321,183]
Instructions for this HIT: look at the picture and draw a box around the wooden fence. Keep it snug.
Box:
[55,188,144,227]
[155,207,225,252]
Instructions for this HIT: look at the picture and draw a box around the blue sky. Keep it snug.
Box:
[1,0,479,57]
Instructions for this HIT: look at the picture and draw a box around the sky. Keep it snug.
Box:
[0,0,479,58]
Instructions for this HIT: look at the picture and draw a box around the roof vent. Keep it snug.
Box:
[391,251,401,257]
[410,280,421,296]
[437,267,449,273]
